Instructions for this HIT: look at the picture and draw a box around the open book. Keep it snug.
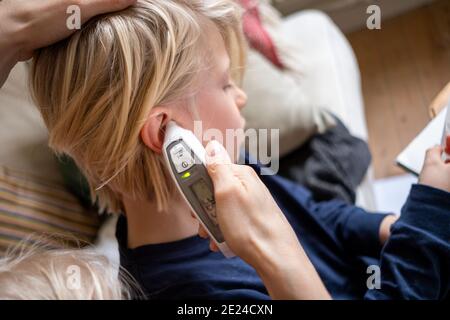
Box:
[396,105,448,176]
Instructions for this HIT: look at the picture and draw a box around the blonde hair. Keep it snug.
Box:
[30,0,246,214]
[0,237,142,300]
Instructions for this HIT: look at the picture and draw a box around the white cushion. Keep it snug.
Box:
[280,10,369,140]
[0,62,63,183]
[241,4,338,157]
[242,49,336,157]
[281,10,376,209]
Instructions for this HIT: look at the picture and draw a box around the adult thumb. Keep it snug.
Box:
[205,140,234,192]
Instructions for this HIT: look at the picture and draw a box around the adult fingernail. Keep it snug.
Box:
[206,140,223,157]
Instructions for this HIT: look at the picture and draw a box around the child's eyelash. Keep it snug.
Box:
[223,83,233,90]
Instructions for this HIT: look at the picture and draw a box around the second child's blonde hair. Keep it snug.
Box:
[0,238,141,300]
[30,0,246,214]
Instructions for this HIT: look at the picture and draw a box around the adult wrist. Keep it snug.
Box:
[251,240,331,299]
[258,251,331,300]
[0,43,19,87]
[0,1,24,57]
[0,5,23,87]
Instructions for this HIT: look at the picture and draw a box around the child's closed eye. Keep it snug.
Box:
[223,83,233,91]
[223,78,235,91]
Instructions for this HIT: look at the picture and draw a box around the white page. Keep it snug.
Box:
[374,174,418,214]
[396,106,447,175]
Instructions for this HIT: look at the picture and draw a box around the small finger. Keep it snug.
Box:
[198,225,208,239]
[425,145,443,162]
[209,241,219,252]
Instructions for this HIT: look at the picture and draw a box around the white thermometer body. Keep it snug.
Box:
[163,121,235,258]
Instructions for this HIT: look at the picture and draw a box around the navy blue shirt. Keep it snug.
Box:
[117,163,450,300]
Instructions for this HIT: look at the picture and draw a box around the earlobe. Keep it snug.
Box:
[140,108,170,154]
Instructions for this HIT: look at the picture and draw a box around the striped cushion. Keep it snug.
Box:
[0,166,100,256]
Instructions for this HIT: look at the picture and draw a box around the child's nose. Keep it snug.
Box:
[235,87,247,111]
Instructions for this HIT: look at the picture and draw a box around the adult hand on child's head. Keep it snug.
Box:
[0,0,136,87]
[419,144,450,193]
[2,0,136,60]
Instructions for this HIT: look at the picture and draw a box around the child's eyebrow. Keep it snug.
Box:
[215,55,231,82]
[221,60,231,78]
[221,57,231,74]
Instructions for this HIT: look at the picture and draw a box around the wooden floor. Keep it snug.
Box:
[347,0,450,179]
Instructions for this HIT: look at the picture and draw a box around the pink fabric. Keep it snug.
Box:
[239,0,284,69]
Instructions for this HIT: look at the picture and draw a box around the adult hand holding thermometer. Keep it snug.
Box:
[203,139,331,299]
[163,121,307,261]
[163,121,235,258]
[162,121,311,264]
[162,121,328,298]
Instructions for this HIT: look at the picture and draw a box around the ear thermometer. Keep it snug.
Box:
[163,121,235,258]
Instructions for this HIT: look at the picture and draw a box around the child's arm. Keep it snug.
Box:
[307,198,396,257]
[206,141,449,299]
[364,146,450,300]
[307,144,449,260]
[364,185,450,299]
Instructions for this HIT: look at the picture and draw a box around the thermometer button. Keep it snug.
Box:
[170,143,195,173]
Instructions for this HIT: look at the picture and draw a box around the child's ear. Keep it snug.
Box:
[140,107,171,154]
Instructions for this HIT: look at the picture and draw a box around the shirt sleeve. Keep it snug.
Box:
[364,184,450,300]
[310,199,392,257]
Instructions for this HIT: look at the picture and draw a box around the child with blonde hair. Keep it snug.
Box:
[7,0,448,300]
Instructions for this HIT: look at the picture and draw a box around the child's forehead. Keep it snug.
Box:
[204,24,231,72]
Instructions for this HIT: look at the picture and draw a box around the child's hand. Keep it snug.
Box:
[379,215,398,245]
[419,145,450,192]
